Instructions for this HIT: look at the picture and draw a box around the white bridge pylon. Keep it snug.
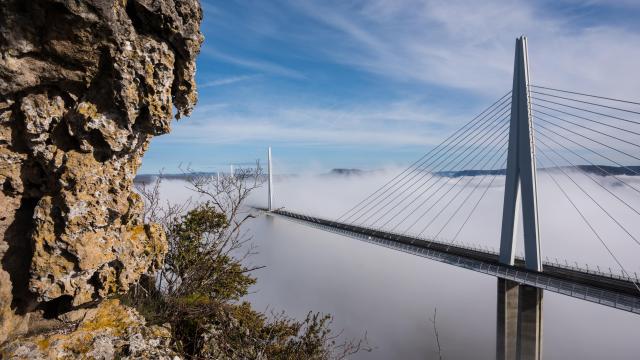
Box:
[268,146,273,211]
[499,36,542,272]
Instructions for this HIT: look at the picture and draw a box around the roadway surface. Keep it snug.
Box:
[259,208,640,306]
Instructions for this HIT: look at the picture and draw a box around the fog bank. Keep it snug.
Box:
[151,170,640,359]
[246,168,640,275]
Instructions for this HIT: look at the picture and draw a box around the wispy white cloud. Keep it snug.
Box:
[164,98,494,147]
[148,0,640,173]
[202,47,306,80]
[283,0,640,98]
[199,75,261,88]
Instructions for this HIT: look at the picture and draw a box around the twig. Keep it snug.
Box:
[430,308,443,360]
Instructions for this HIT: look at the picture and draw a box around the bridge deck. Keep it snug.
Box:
[262,208,640,315]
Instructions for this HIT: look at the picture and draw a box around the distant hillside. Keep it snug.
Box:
[572,165,640,176]
[135,165,640,183]
[134,172,295,184]
[325,168,367,176]
[439,165,640,178]
[134,172,213,184]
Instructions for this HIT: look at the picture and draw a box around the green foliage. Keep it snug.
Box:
[161,202,255,303]
[209,254,256,301]
[126,202,367,359]
[165,203,227,280]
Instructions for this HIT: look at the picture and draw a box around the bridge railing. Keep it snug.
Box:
[269,207,638,284]
[271,209,640,314]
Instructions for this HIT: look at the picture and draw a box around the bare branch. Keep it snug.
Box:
[430,308,444,360]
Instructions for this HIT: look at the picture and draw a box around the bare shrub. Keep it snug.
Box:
[126,164,371,359]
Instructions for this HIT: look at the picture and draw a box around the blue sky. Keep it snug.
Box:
[140,0,640,174]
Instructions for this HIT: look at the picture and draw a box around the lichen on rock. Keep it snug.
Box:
[0,299,179,359]
[0,0,203,345]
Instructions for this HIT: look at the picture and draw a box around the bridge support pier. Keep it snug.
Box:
[497,279,519,360]
[268,146,273,211]
[496,279,543,360]
[517,285,543,360]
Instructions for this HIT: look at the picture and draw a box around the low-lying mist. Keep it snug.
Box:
[148,168,640,359]
[246,168,640,276]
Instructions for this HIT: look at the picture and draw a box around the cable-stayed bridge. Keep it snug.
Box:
[258,37,640,360]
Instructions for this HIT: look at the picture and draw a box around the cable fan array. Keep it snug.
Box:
[337,86,640,283]
[529,85,640,280]
[338,92,511,248]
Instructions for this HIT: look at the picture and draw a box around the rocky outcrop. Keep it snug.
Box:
[0,0,203,344]
[1,299,179,359]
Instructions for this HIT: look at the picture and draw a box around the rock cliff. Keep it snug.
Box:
[0,0,203,345]
[1,299,178,359]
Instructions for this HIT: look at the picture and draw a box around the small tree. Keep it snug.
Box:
[129,164,370,359]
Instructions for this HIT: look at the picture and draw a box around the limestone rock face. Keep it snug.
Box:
[0,299,179,359]
[0,0,203,343]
